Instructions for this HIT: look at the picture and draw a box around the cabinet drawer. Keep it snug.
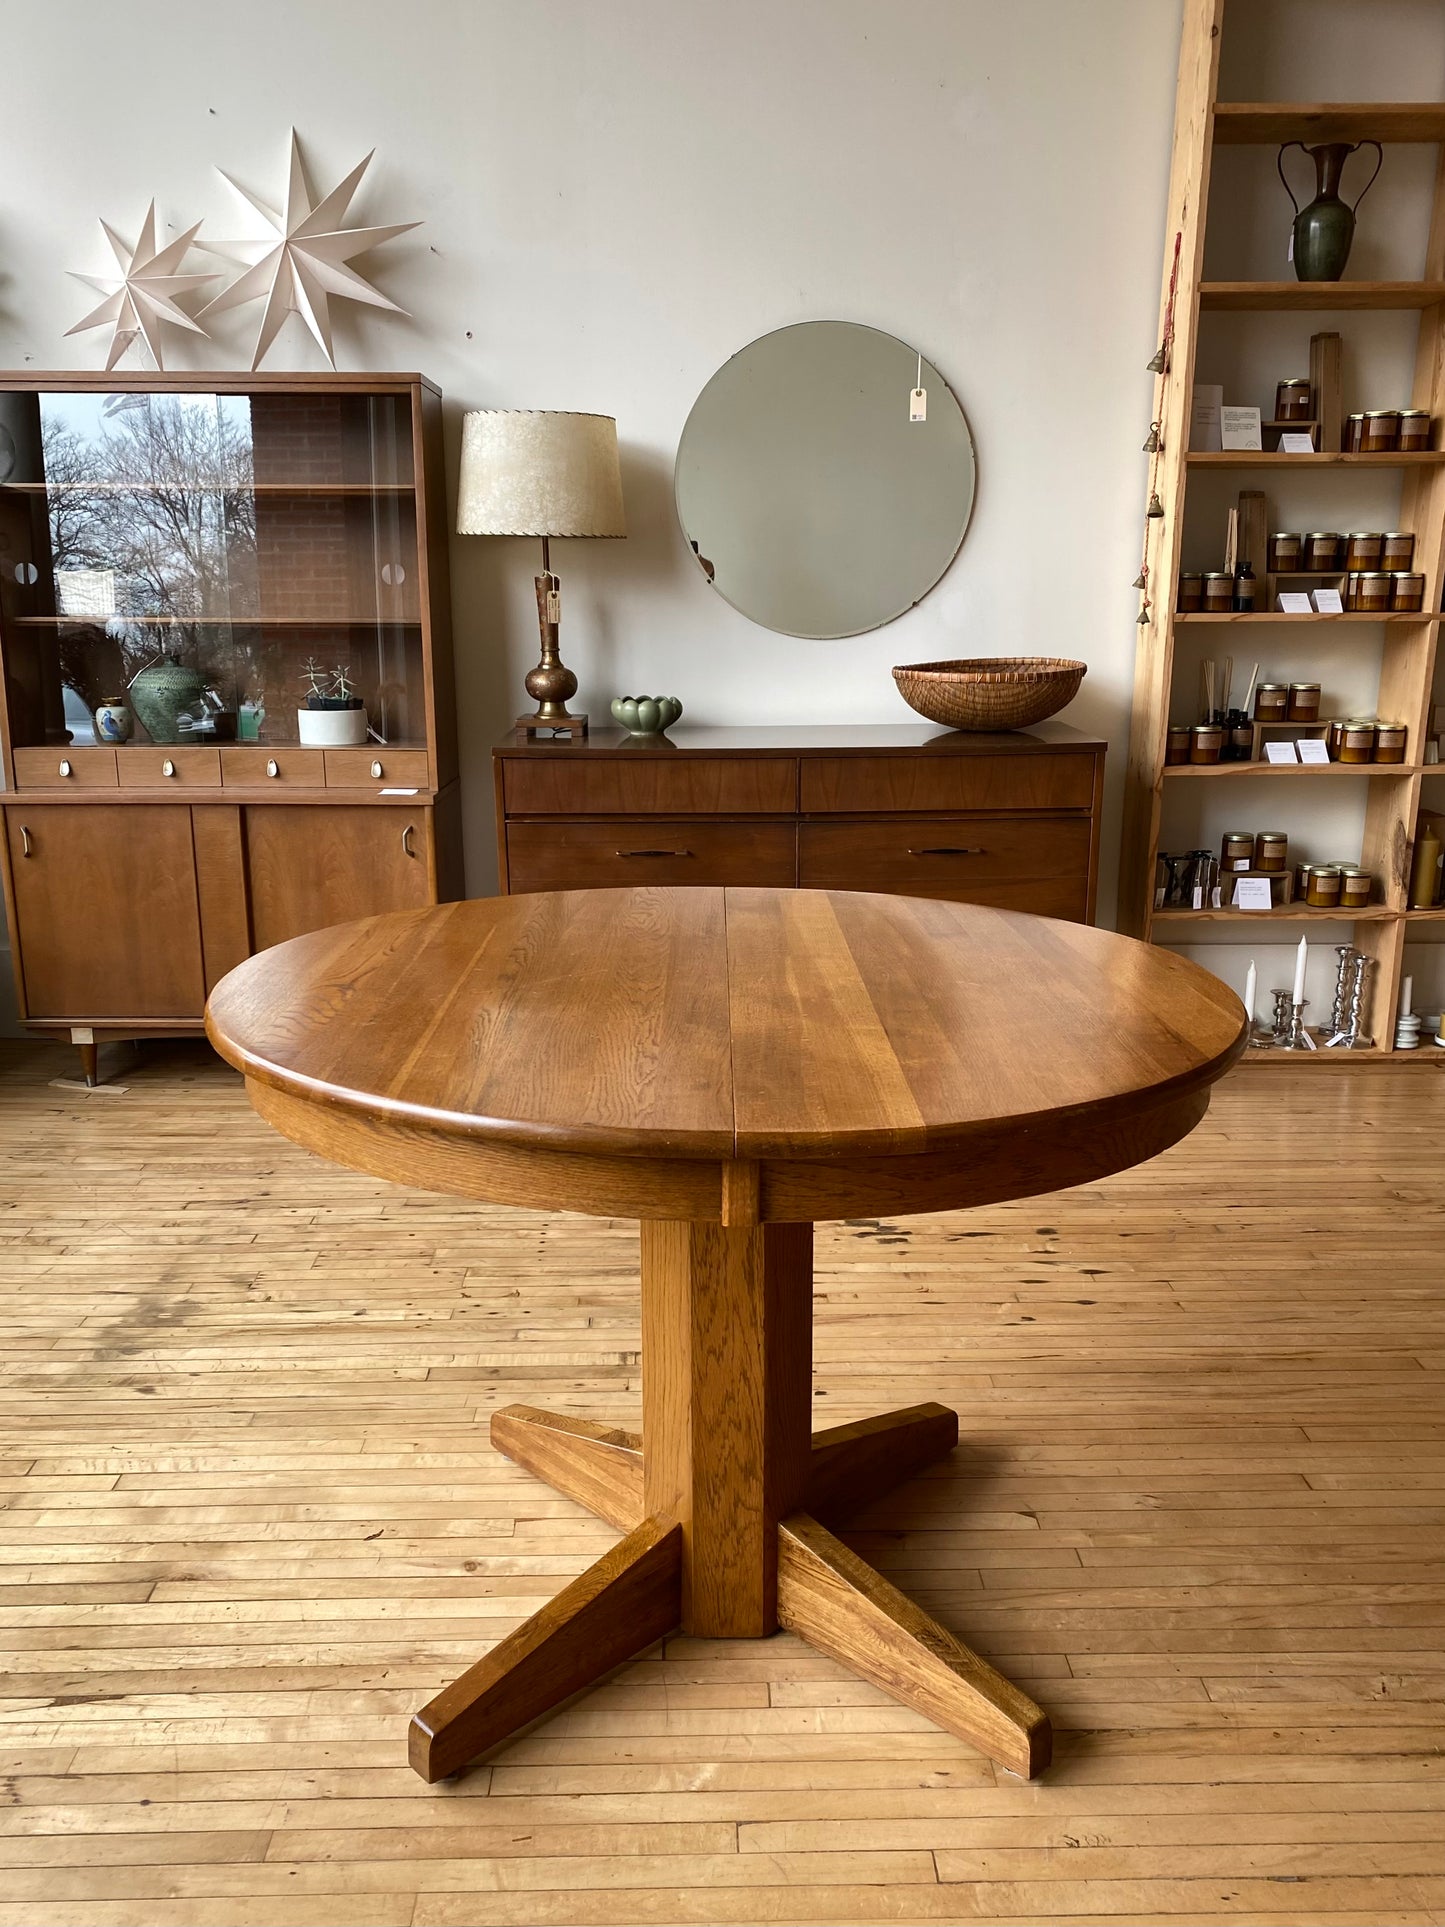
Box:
[799,753,1097,814]
[504,757,797,816]
[12,746,117,789]
[221,747,326,788]
[324,748,431,789]
[118,746,221,788]
[506,818,797,893]
[800,815,1092,918]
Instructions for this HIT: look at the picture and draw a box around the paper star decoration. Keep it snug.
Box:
[66,203,220,370]
[200,131,419,370]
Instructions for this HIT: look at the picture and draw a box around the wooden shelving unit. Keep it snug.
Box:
[1120,3,1445,1061]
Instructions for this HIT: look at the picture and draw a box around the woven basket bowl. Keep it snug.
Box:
[892,656,1086,731]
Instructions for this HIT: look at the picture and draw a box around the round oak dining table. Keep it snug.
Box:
[206,886,1246,1783]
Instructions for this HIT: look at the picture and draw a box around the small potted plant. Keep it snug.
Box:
[296,660,368,747]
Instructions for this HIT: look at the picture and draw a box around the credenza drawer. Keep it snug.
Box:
[507,818,797,892]
[12,746,118,788]
[325,748,431,789]
[799,753,1097,814]
[221,747,327,787]
[117,745,222,788]
[504,757,797,816]
[800,815,1091,918]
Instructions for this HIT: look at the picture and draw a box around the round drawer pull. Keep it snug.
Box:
[371,760,383,779]
[58,759,71,778]
[266,759,280,778]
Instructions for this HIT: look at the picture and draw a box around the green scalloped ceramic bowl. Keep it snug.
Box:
[611,695,683,735]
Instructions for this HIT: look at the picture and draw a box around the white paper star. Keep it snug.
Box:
[66,203,220,370]
[200,130,420,370]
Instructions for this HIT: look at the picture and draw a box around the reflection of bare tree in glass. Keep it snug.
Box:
[43,396,259,707]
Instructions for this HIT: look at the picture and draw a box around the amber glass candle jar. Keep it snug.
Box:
[1165,725,1191,765]
[1398,410,1431,452]
[1382,532,1414,571]
[1189,724,1224,765]
[1203,572,1235,612]
[1275,377,1313,421]
[1177,573,1204,612]
[1303,532,1343,570]
[1221,831,1255,871]
[1356,572,1392,612]
[1345,413,1365,451]
[1326,718,1347,759]
[1361,410,1400,453]
[1305,866,1343,909]
[1287,682,1321,722]
[1344,532,1384,571]
[1373,722,1407,764]
[1254,830,1289,872]
[1254,682,1289,722]
[1338,719,1377,764]
[1268,532,1302,572]
[1338,868,1373,909]
[1391,573,1425,612]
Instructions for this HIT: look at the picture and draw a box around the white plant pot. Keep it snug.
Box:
[296,706,368,747]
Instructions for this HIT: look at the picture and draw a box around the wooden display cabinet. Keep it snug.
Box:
[1120,0,1445,1061]
[0,372,461,1081]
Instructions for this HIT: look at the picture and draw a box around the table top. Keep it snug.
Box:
[206,888,1246,1164]
[493,720,1105,757]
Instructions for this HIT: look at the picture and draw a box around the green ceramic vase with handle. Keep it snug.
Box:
[610,695,683,736]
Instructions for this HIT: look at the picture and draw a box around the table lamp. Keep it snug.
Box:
[456,409,626,738]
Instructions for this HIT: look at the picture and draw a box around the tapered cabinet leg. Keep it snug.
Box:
[641,1218,813,1637]
[777,1511,1051,1780]
[78,1040,99,1087]
[408,1517,682,1782]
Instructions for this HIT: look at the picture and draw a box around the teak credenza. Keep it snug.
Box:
[493,722,1105,919]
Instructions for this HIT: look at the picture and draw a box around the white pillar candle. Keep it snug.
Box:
[1243,959,1257,1021]
[1401,975,1414,1018]
[1292,935,1308,1005]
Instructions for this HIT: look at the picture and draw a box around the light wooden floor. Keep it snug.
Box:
[1,1042,1444,1927]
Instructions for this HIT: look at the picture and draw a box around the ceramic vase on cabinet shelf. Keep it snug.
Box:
[1278,140,1382,282]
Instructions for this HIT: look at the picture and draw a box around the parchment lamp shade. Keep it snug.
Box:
[456,410,626,739]
[456,410,626,538]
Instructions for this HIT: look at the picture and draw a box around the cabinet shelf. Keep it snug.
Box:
[1199,281,1445,310]
[1174,611,1439,622]
[1154,904,1398,923]
[1163,762,1423,778]
[1185,450,1445,465]
[1213,103,1445,144]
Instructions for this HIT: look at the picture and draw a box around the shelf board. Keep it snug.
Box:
[1153,905,1397,923]
[1185,450,1445,465]
[1163,761,1423,777]
[1405,906,1445,919]
[1199,280,1445,310]
[1213,102,1445,144]
[1174,611,1439,622]
[9,615,421,628]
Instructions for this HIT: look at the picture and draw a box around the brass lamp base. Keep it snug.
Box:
[518,541,587,739]
[516,710,588,740]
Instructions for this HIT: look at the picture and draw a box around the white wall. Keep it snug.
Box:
[0,0,1187,1026]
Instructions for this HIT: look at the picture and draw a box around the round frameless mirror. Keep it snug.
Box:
[674,320,976,640]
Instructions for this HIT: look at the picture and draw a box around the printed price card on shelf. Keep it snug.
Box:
[1233,876,1275,910]
[1265,740,1300,763]
[1298,739,1331,764]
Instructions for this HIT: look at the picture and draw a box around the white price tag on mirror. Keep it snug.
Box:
[909,387,927,422]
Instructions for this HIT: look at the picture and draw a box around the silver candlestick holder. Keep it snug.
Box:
[1267,987,1293,1046]
[1324,948,1375,1049]
[1278,997,1318,1050]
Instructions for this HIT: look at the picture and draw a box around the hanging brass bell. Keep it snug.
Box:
[1142,422,1162,453]
[1132,567,1148,590]
[1146,344,1167,374]
[1146,491,1165,519]
[1137,601,1152,626]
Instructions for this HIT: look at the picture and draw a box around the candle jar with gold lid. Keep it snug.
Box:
[1382,532,1414,570]
[1203,572,1234,612]
[1254,830,1289,872]
[1391,573,1424,612]
[1275,377,1313,421]
[1305,865,1343,909]
[1338,719,1377,764]
[1373,721,1407,764]
[1356,572,1392,612]
[1177,573,1204,612]
[1189,723,1224,765]
[1268,532,1302,572]
[1345,532,1384,571]
[1287,682,1321,722]
[1338,867,1373,909]
[1254,682,1289,722]
[1345,413,1365,451]
[1221,831,1255,871]
[1303,531,1343,571]
[1165,724,1191,764]
[1361,410,1400,453]
[1327,717,1347,759]
[1398,409,1431,452]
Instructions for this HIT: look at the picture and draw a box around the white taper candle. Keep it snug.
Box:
[1292,935,1308,1005]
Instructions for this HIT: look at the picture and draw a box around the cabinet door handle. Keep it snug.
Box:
[907,845,987,857]
[371,760,383,779]
[161,759,176,778]
[615,848,693,858]
[58,759,71,778]
[401,823,416,858]
[266,759,280,778]
[19,825,32,858]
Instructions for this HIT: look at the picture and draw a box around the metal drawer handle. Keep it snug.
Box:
[907,845,987,857]
[58,759,71,777]
[266,759,280,778]
[401,823,416,857]
[371,759,383,779]
[615,848,693,858]
[19,825,32,858]
[161,758,176,778]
